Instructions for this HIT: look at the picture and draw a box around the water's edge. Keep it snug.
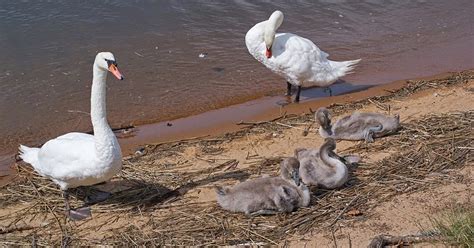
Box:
[2,69,470,185]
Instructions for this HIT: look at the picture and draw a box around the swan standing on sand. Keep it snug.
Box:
[19,52,124,220]
[215,158,310,215]
[245,10,361,102]
[293,138,356,189]
[316,107,400,142]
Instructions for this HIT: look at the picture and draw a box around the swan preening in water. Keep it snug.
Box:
[316,107,400,142]
[245,10,361,102]
[215,158,310,215]
[19,52,124,220]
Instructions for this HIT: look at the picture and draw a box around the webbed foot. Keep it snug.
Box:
[67,206,91,221]
[249,209,279,216]
[365,125,383,143]
[342,155,361,164]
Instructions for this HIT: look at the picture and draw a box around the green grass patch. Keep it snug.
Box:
[431,206,474,248]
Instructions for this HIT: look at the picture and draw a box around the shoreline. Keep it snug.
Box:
[1,69,472,184]
[1,69,472,246]
[117,69,471,154]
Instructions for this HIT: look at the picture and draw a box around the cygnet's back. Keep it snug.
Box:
[298,138,349,189]
[215,176,310,215]
[316,107,400,142]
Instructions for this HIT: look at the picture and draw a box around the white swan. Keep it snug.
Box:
[19,52,124,220]
[245,10,361,102]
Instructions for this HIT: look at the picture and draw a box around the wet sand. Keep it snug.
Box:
[117,70,465,154]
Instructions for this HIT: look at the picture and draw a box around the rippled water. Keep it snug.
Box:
[0,0,473,161]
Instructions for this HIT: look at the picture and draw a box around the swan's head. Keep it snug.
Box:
[280,157,301,186]
[95,52,124,80]
[264,10,284,58]
[315,107,331,130]
[381,113,401,135]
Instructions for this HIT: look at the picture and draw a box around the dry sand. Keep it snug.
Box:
[0,71,472,247]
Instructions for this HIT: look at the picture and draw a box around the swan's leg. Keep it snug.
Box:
[364,125,383,143]
[63,190,91,221]
[63,190,71,211]
[286,82,292,96]
[249,209,279,216]
[295,86,302,102]
[324,87,333,96]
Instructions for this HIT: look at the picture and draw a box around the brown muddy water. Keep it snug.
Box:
[0,0,473,175]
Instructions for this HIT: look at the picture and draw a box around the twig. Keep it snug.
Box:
[274,122,305,130]
[330,196,360,226]
[0,223,47,234]
[238,226,278,245]
[26,178,66,235]
[67,110,90,115]
[237,113,286,126]
[367,234,442,248]
[134,51,145,57]
[331,228,338,248]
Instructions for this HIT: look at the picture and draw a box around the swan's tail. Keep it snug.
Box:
[19,145,40,166]
[329,59,361,78]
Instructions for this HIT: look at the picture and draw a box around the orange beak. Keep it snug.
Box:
[266,47,272,58]
[108,64,124,80]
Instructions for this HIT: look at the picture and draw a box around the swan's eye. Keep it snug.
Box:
[105,59,118,67]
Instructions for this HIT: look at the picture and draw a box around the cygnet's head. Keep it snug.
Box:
[94,52,124,80]
[280,157,301,186]
[315,107,331,130]
[321,138,337,153]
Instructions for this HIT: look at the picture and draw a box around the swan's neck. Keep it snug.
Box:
[91,64,116,160]
[320,146,345,173]
[319,125,333,138]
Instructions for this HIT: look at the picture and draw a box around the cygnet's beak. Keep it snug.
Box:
[292,171,300,186]
[266,47,272,58]
[108,63,124,80]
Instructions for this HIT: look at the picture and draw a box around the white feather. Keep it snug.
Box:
[245,11,360,87]
[18,52,123,191]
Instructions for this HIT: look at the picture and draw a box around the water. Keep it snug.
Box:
[0,0,473,170]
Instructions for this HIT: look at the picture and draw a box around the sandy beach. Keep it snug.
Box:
[0,70,472,246]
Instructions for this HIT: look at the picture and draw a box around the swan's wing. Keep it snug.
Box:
[276,33,326,59]
[37,132,96,179]
[270,33,333,83]
[333,113,386,140]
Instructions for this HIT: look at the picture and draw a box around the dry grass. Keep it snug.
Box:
[0,71,472,246]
